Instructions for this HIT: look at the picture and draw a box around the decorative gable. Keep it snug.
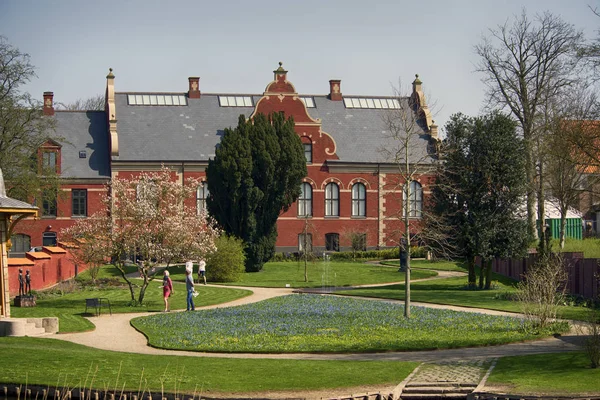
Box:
[252,62,338,163]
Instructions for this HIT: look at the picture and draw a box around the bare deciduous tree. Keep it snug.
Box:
[476,9,585,247]
[55,94,105,111]
[0,36,62,202]
[517,253,568,330]
[379,76,439,318]
[543,87,600,247]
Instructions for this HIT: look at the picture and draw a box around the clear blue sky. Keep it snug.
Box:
[1,0,598,129]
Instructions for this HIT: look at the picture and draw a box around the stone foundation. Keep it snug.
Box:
[14,295,36,307]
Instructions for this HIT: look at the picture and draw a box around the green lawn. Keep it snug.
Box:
[488,352,600,395]
[176,261,437,288]
[0,337,417,395]
[132,294,566,353]
[341,272,594,321]
[12,281,251,333]
[381,259,468,272]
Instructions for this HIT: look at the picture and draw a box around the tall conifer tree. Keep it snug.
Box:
[207,112,307,272]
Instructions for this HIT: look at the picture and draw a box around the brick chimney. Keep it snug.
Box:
[43,92,54,116]
[188,77,200,99]
[329,80,342,101]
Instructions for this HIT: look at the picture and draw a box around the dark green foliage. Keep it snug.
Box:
[207,235,246,282]
[269,247,426,262]
[206,113,307,272]
[431,112,528,289]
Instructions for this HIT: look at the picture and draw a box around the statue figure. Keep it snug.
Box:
[25,270,31,295]
[18,269,24,296]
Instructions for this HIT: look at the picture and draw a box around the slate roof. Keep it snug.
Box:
[0,196,38,210]
[54,111,110,179]
[114,93,435,165]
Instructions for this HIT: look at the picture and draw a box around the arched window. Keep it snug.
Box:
[325,182,339,217]
[298,183,312,217]
[351,183,366,217]
[403,181,423,218]
[197,183,209,215]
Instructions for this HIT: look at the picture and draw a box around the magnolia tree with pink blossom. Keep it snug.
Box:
[62,167,220,305]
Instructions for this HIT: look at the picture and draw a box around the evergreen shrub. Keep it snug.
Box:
[207,235,246,282]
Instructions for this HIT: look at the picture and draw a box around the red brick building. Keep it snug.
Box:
[11,63,439,255]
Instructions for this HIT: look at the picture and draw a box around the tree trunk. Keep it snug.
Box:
[484,258,493,290]
[478,258,485,290]
[405,241,411,318]
[468,257,477,288]
[559,211,567,249]
[526,143,538,241]
[137,267,151,305]
[115,263,136,303]
[537,174,548,257]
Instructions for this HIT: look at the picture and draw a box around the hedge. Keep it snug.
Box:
[269,246,427,262]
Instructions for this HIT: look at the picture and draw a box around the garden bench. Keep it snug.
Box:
[85,298,112,316]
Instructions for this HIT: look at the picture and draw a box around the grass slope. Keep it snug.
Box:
[488,352,600,395]
[0,337,417,394]
[343,271,593,321]
[11,282,251,333]
[175,261,437,288]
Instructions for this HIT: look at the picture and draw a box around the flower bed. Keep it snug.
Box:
[131,294,567,353]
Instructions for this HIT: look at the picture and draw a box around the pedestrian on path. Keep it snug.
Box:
[162,270,173,312]
[185,269,195,311]
[185,259,193,274]
[197,259,206,285]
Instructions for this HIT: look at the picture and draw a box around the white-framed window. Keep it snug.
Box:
[351,183,366,217]
[127,94,188,106]
[325,182,339,217]
[300,97,315,108]
[304,143,312,163]
[403,181,423,218]
[298,183,312,217]
[42,151,57,169]
[218,96,253,107]
[197,183,209,215]
[298,233,313,253]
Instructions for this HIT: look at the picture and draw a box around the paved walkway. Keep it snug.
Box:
[48,270,587,399]
[52,277,585,362]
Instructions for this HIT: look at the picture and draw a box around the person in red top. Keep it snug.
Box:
[162,270,174,312]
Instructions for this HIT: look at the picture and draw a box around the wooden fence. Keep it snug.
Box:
[490,252,600,299]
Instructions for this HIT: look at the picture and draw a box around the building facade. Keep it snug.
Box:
[12,63,439,255]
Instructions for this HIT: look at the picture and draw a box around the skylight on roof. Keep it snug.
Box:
[218,96,253,107]
[300,97,315,108]
[343,97,401,109]
[128,94,187,106]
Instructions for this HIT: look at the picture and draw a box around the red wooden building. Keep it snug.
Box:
[12,63,439,255]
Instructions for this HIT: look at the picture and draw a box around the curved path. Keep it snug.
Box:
[52,269,585,362]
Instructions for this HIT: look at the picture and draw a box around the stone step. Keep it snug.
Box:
[399,392,468,400]
[0,317,58,337]
[402,386,475,394]
[405,383,477,388]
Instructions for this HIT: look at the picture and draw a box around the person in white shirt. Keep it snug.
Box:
[198,259,206,285]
